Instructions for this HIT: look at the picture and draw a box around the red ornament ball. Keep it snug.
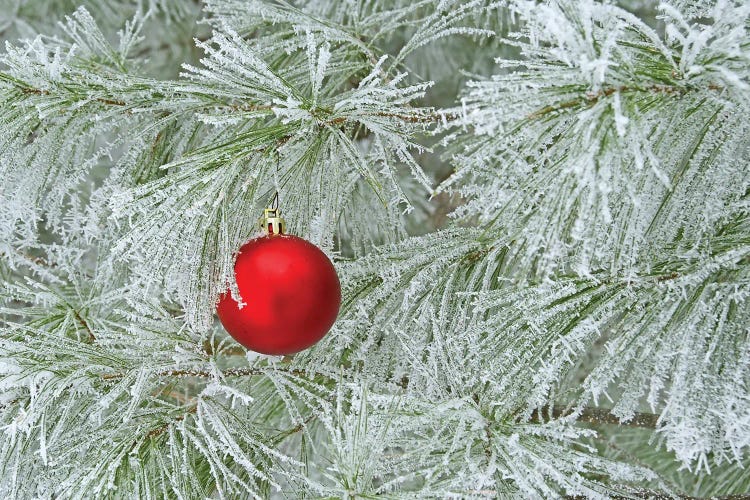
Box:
[216,234,341,355]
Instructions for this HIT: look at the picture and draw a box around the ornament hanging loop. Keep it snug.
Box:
[259,151,286,235]
[271,150,281,211]
[259,207,286,235]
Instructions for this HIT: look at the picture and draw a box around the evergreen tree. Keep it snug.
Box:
[1,0,748,497]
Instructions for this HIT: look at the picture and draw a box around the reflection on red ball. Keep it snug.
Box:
[216,234,341,355]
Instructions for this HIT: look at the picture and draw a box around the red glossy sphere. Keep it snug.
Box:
[216,234,341,355]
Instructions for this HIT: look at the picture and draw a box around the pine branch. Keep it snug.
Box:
[72,309,96,342]
[329,110,459,125]
[100,366,312,381]
[144,404,198,440]
[452,489,749,499]
[10,78,458,126]
[2,1,748,496]
[18,85,127,107]
[535,405,659,429]
[567,490,750,500]
[102,365,660,429]
[526,82,724,120]
[133,387,320,452]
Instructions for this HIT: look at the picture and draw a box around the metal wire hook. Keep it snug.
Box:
[270,150,280,210]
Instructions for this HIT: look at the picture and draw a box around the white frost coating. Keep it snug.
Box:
[612,91,629,137]
[201,382,254,406]
[0,0,748,498]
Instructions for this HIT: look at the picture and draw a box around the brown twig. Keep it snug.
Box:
[201,339,246,357]
[145,404,198,440]
[656,272,680,282]
[328,110,459,125]
[141,400,319,449]
[398,378,658,429]
[16,83,457,126]
[567,491,750,500]
[617,271,680,287]
[526,83,722,120]
[73,310,96,342]
[225,103,273,113]
[1,249,55,268]
[101,366,316,381]
[455,489,748,500]
[274,412,319,442]
[21,87,126,106]
[533,405,659,428]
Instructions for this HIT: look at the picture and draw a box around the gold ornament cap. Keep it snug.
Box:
[259,208,286,235]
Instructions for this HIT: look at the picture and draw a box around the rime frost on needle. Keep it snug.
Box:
[1,0,749,498]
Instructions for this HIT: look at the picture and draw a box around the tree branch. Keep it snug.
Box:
[108,366,660,429]
[101,366,314,381]
[567,490,749,500]
[72,309,96,342]
[21,86,126,106]
[534,405,659,428]
[146,404,198,440]
[11,79,458,126]
[526,83,722,120]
